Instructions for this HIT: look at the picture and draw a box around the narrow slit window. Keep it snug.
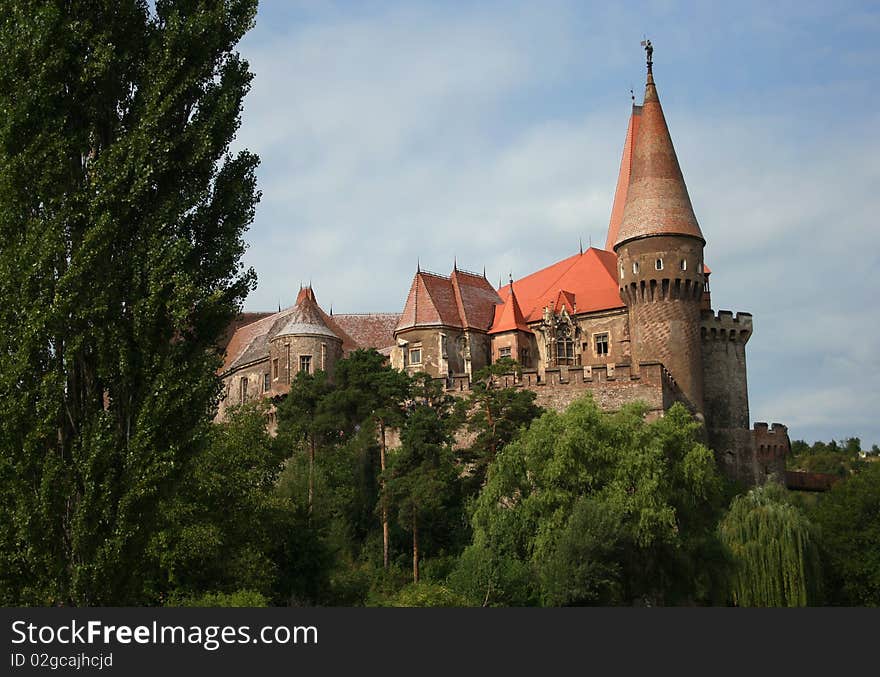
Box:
[680,259,687,271]
[655,258,663,271]
[632,261,639,274]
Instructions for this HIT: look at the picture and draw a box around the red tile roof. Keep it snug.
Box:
[605,105,642,251]
[497,248,624,325]
[614,72,704,248]
[489,283,532,334]
[396,267,502,333]
[329,313,401,353]
[221,288,401,374]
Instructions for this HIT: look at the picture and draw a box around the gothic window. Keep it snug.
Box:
[556,324,575,365]
[499,346,511,359]
[409,348,422,365]
[655,258,663,271]
[300,355,312,374]
[240,377,248,403]
[263,373,271,392]
[556,337,574,364]
[595,332,609,356]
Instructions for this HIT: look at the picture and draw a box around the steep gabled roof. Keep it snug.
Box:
[396,267,502,333]
[221,288,400,375]
[489,282,532,334]
[499,247,624,325]
[614,71,704,248]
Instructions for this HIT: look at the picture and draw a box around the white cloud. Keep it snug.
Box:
[229,2,880,445]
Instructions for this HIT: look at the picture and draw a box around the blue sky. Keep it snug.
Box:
[231,0,880,447]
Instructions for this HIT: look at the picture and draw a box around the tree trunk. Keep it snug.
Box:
[308,436,315,518]
[380,419,389,569]
[412,512,419,583]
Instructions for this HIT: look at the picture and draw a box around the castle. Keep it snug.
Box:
[219,52,789,486]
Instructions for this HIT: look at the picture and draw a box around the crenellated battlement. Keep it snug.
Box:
[753,422,788,436]
[700,309,753,342]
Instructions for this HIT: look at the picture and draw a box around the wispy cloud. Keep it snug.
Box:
[231,1,880,446]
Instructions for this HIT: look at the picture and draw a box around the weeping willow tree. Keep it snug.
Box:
[719,481,822,607]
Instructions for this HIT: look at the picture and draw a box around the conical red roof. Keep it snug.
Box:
[605,105,641,250]
[489,283,531,334]
[614,72,704,249]
[275,286,339,339]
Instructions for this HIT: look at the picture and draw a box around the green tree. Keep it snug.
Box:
[275,370,338,516]
[461,359,542,494]
[383,405,459,583]
[810,462,880,605]
[452,396,726,606]
[0,0,259,605]
[719,481,821,607]
[146,400,288,604]
[324,350,411,568]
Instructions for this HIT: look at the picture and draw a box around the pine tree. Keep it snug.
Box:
[0,0,259,605]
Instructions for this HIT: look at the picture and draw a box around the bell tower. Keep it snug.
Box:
[614,42,706,414]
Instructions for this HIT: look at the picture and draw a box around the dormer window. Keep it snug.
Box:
[655,258,663,271]
[632,262,639,274]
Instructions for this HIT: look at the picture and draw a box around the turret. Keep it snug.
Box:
[614,44,706,413]
[270,286,343,386]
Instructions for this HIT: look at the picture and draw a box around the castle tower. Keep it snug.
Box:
[270,286,343,385]
[614,49,706,414]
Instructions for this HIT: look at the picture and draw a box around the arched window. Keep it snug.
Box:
[632,261,639,274]
[655,258,663,271]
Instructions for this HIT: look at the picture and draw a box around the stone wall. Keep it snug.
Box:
[447,361,679,420]
[701,310,754,484]
[617,234,706,413]
[216,357,270,420]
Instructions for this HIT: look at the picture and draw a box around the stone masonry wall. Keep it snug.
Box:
[701,310,754,484]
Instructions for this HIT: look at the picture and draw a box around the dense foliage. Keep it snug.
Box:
[1,3,873,608]
[809,462,880,606]
[449,398,728,606]
[719,482,822,607]
[0,0,259,605]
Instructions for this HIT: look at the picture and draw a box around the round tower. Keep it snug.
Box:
[614,51,706,414]
[270,286,343,385]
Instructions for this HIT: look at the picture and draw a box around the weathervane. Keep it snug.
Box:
[641,38,653,74]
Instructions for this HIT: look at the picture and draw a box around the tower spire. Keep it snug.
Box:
[614,46,703,250]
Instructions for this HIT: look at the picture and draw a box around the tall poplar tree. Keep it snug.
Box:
[0,0,260,605]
